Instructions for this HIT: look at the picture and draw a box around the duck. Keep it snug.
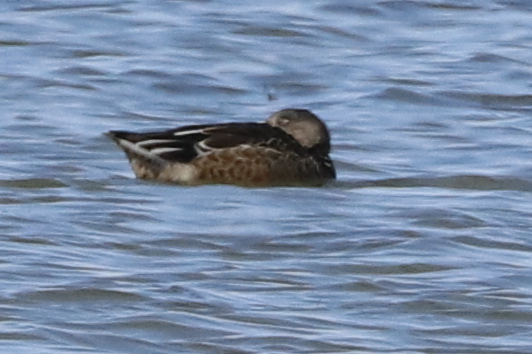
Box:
[107,108,335,187]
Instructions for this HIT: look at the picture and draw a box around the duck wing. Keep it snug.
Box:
[107,122,297,164]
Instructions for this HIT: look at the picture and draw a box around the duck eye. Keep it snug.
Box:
[277,115,290,126]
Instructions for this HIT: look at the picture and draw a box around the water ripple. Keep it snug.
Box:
[1,0,532,353]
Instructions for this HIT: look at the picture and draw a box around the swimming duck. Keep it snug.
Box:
[107,108,335,187]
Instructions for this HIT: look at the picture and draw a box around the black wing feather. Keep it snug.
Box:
[108,122,306,164]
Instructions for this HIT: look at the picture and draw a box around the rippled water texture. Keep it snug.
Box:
[2,1,532,353]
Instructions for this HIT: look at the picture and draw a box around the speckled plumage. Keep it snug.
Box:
[107,109,335,187]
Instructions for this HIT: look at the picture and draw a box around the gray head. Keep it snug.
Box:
[266,109,331,150]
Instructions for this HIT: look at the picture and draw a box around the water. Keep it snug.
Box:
[2,1,532,353]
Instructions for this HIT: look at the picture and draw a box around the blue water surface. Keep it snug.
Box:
[1,1,532,353]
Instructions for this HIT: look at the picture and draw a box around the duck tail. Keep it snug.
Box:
[107,131,167,178]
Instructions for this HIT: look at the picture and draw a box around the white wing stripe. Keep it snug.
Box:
[150,147,183,155]
[116,139,166,163]
[173,129,206,137]
[138,139,176,146]
[194,141,213,154]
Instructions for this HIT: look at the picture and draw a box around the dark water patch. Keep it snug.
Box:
[8,236,59,246]
[71,49,128,58]
[451,235,532,253]
[186,342,254,354]
[425,3,483,11]
[40,328,174,354]
[323,262,452,276]
[233,26,310,38]
[394,208,485,229]
[0,40,33,47]
[0,332,43,341]
[320,3,381,16]
[126,69,171,79]
[242,238,313,254]
[114,110,185,123]
[468,53,529,65]
[505,69,532,81]
[353,175,532,191]
[375,76,434,87]
[217,335,371,353]
[35,78,97,91]
[440,91,532,110]
[0,197,23,205]
[497,0,532,11]
[325,280,387,292]
[374,87,448,106]
[154,82,246,96]
[103,317,236,340]
[314,25,370,42]
[17,288,146,303]
[379,0,483,15]
[333,160,380,175]
[56,66,108,76]
[0,178,67,189]
[266,81,329,96]
[406,120,449,131]
[19,2,116,13]
[138,238,228,254]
